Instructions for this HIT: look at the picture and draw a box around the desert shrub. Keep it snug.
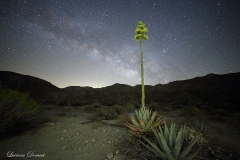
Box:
[187,118,208,146]
[91,101,101,108]
[57,99,71,106]
[148,102,160,110]
[112,104,126,114]
[80,99,92,106]
[179,105,199,117]
[0,87,45,138]
[83,105,96,113]
[117,113,130,124]
[103,110,119,120]
[125,103,135,112]
[93,108,106,119]
[71,99,92,106]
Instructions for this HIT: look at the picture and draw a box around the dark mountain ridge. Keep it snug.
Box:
[0,71,239,109]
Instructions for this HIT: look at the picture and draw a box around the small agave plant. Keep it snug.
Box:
[140,122,199,160]
[186,118,207,145]
[125,107,164,138]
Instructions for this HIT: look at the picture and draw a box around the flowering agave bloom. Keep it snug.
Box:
[134,21,149,41]
[125,107,164,138]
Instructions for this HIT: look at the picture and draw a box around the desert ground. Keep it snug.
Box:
[0,105,240,160]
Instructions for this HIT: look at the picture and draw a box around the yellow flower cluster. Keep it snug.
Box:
[134,21,148,41]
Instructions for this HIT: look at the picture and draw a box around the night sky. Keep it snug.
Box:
[1,0,240,88]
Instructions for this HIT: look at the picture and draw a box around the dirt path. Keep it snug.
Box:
[0,108,131,160]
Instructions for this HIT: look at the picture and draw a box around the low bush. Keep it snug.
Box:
[83,105,96,113]
[92,101,101,108]
[179,105,199,117]
[148,102,160,110]
[0,87,45,138]
[112,104,126,114]
[125,103,135,112]
[117,113,130,124]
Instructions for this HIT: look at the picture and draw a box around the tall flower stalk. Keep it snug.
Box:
[125,21,163,139]
[134,21,148,109]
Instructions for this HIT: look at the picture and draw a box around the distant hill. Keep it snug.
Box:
[0,71,61,99]
[0,71,239,109]
[63,86,95,92]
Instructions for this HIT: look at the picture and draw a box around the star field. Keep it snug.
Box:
[1,0,240,88]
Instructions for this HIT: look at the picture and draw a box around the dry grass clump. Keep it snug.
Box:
[117,113,130,124]
[83,105,96,113]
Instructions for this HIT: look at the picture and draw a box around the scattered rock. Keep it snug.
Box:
[48,123,55,126]
[106,153,114,159]
[85,141,89,144]
[116,150,120,155]
[63,130,67,133]
[61,144,68,150]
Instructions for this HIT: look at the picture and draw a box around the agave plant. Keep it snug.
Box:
[125,107,164,138]
[140,122,199,160]
[186,118,207,145]
[189,118,206,134]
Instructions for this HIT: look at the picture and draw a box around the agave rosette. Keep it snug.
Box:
[125,107,164,137]
[140,122,199,160]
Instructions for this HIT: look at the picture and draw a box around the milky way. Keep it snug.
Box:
[1,0,240,88]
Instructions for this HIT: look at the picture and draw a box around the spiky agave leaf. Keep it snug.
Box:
[181,149,199,160]
[140,137,167,159]
[169,123,174,150]
[125,122,143,132]
[172,127,184,159]
[157,132,175,160]
[139,118,145,128]
[144,108,151,120]
[150,125,175,160]
[152,117,164,127]
[179,136,199,159]
[134,109,140,119]
[145,111,157,127]
[164,122,170,142]
[142,111,148,124]
[152,127,165,155]
[129,115,140,127]
[172,123,176,145]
